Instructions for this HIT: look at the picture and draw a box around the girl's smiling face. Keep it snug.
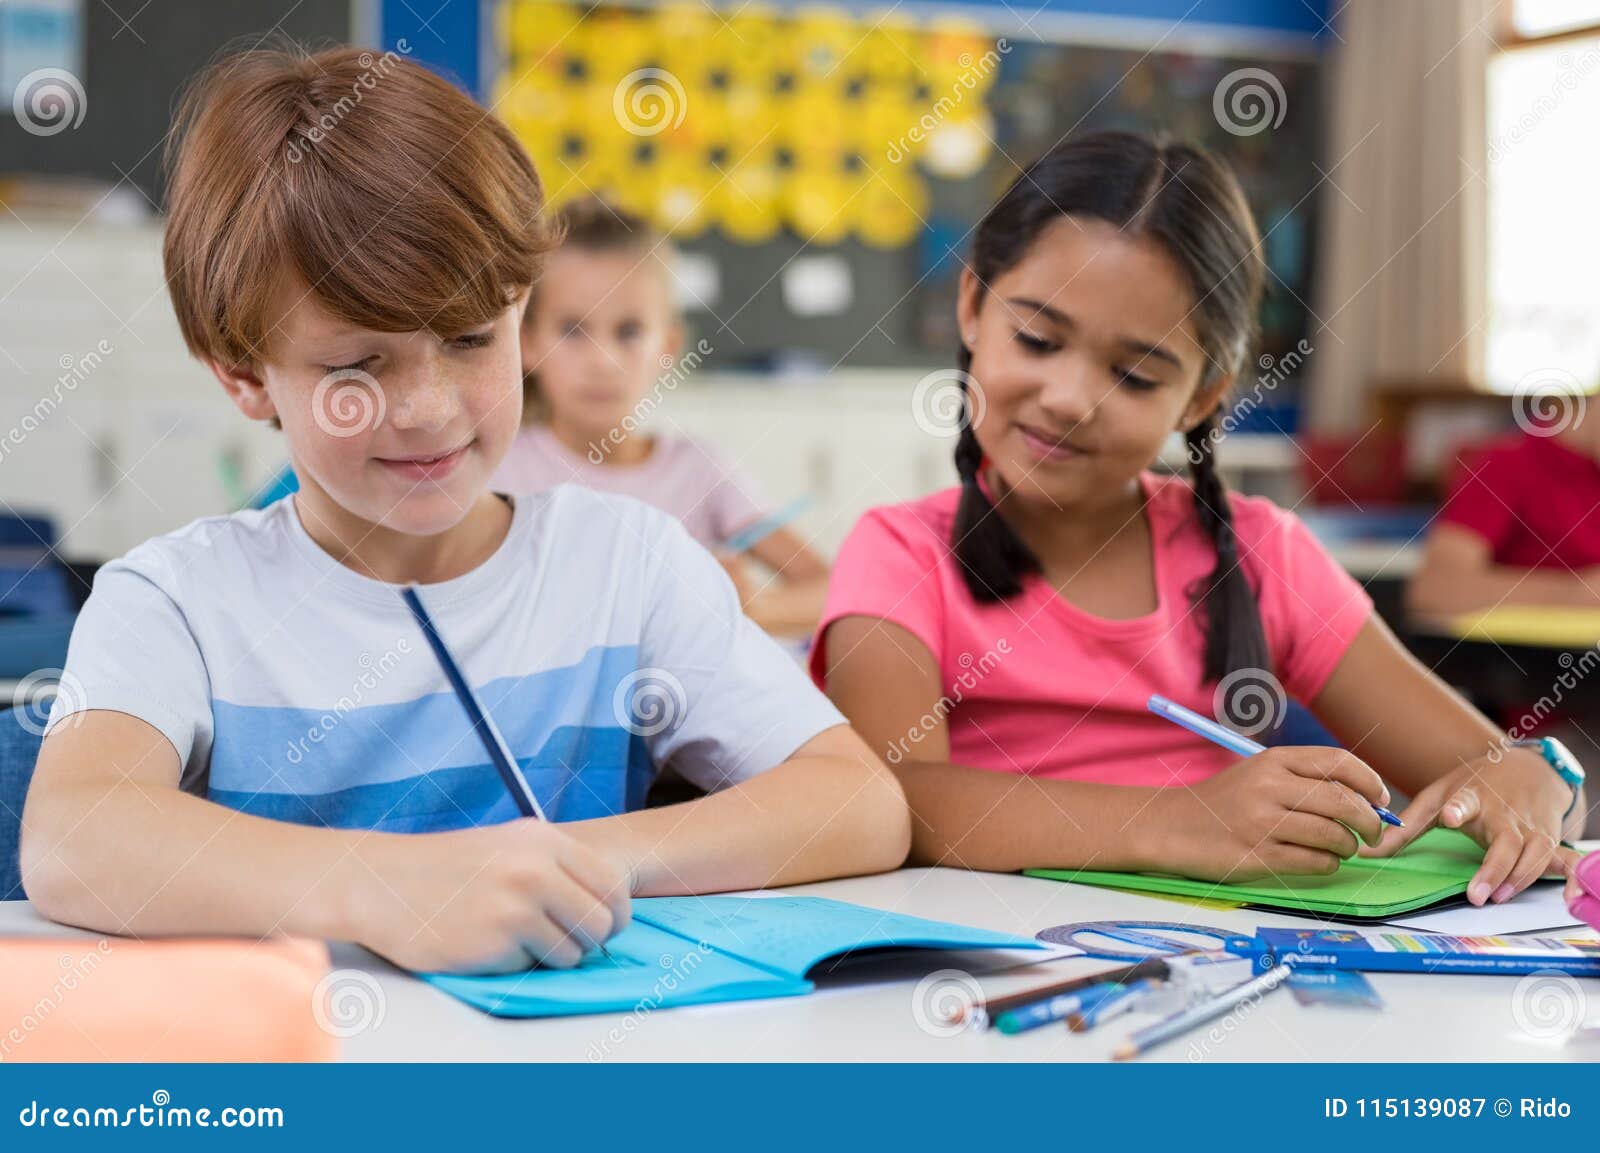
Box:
[957,216,1231,512]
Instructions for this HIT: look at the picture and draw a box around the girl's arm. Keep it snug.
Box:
[1309,614,1586,902]
[566,723,911,892]
[1407,524,1600,617]
[731,527,830,635]
[821,617,1389,879]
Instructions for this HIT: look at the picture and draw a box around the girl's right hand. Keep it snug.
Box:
[1148,747,1392,881]
[351,819,633,974]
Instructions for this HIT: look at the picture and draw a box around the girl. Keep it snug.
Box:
[813,132,1586,903]
[493,198,829,637]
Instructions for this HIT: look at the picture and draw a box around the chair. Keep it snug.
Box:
[0,706,43,900]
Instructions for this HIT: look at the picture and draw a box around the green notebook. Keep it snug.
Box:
[1025,828,1484,920]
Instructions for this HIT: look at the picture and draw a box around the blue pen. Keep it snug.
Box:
[1066,978,1162,1032]
[1147,694,1403,828]
[400,585,617,960]
[993,982,1117,1034]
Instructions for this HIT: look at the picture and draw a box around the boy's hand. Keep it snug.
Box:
[1359,748,1572,906]
[354,819,633,974]
[1149,747,1389,881]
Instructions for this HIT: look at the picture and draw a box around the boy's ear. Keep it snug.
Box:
[206,358,278,423]
[1178,373,1235,434]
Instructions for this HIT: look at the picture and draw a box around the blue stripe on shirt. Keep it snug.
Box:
[206,645,657,830]
[210,724,655,830]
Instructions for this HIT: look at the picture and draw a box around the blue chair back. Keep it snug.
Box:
[0,706,43,900]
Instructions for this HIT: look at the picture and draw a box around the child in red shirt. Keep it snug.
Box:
[1410,424,1600,616]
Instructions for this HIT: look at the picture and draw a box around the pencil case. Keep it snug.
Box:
[0,936,337,1061]
[1572,852,1600,933]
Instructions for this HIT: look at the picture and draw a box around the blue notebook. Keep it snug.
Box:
[424,895,1041,1017]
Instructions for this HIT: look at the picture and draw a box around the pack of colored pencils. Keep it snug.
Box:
[1226,927,1600,976]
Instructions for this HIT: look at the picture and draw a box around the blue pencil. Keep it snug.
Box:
[1147,694,1402,827]
[721,497,812,554]
[400,585,616,960]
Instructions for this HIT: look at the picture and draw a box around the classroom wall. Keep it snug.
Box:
[0,1,352,204]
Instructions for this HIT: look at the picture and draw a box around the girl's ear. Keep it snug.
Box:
[207,359,277,423]
[955,266,984,352]
[661,320,684,362]
[1178,373,1235,433]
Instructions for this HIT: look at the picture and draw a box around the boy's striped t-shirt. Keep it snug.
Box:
[48,485,842,831]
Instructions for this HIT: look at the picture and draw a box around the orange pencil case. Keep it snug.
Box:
[0,937,337,1062]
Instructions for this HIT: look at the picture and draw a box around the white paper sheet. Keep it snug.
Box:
[1384,881,1582,936]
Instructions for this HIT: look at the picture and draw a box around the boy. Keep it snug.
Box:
[20,46,909,975]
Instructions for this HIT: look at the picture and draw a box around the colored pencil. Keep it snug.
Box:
[1147,694,1402,828]
[401,585,616,961]
[1113,962,1295,1060]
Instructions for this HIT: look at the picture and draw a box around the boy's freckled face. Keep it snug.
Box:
[959,217,1215,509]
[255,283,526,536]
[523,247,677,437]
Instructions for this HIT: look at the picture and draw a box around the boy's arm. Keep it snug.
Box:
[566,724,910,894]
[23,710,630,973]
[23,710,365,939]
[1408,524,1600,618]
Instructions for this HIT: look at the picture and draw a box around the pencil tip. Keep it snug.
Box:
[1112,1043,1136,1060]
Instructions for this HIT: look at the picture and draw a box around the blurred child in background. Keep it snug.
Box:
[1410,399,1600,834]
[493,198,828,637]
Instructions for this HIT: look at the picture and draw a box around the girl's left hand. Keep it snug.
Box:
[1359,747,1573,905]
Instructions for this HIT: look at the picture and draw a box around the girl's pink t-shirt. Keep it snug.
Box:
[810,473,1373,787]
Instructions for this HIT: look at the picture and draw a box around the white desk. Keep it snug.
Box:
[2,867,1596,1063]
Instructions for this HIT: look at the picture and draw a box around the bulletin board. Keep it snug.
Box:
[486,0,1323,404]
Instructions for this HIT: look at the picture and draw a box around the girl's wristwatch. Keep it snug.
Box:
[1513,737,1586,819]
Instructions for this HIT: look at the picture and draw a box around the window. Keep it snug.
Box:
[1485,7,1600,390]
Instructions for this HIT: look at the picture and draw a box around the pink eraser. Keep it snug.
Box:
[1572,852,1600,932]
